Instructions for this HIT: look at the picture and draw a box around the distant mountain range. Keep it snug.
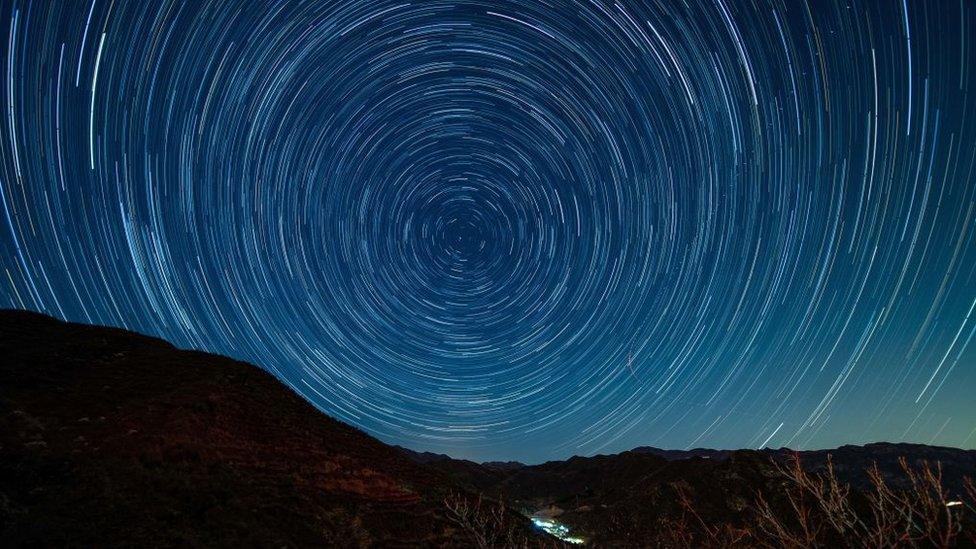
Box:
[402,441,976,494]
[2,310,973,547]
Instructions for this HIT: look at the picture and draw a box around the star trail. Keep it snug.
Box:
[1,0,975,463]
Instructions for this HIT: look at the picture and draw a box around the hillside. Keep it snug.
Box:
[0,310,547,547]
[2,310,974,547]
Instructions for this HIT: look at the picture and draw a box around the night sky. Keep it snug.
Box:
[1,0,975,464]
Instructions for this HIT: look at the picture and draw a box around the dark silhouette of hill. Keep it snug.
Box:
[0,310,548,547]
[2,310,974,547]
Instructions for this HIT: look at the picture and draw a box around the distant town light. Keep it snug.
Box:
[532,517,586,544]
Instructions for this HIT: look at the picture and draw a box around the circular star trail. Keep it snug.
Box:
[1,0,975,463]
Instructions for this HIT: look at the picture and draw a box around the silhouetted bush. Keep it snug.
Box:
[658,454,975,548]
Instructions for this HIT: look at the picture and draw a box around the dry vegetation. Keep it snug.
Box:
[660,455,976,548]
[444,492,565,548]
[442,454,975,547]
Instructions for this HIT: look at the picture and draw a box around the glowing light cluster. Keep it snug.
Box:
[532,518,585,544]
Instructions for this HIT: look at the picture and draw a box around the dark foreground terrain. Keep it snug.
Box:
[408,442,976,547]
[0,310,548,547]
[2,310,974,547]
